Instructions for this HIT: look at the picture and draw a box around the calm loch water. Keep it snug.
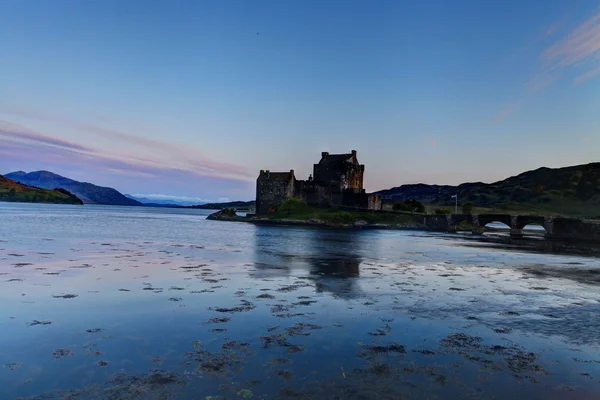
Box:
[1,203,599,399]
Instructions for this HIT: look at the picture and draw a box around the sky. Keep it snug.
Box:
[1,0,599,202]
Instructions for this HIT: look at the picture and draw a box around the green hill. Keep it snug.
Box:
[5,170,142,206]
[0,174,83,204]
[377,162,600,217]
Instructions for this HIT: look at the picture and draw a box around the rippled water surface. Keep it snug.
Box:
[1,203,600,399]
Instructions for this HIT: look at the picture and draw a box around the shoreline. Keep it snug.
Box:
[249,217,426,230]
[206,209,600,245]
[207,208,449,231]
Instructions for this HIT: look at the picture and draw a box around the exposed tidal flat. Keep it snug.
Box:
[1,203,600,399]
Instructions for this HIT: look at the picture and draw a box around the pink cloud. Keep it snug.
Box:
[583,137,591,142]
[574,65,600,84]
[0,107,255,182]
[525,73,559,93]
[0,117,256,190]
[494,8,600,123]
[0,120,91,152]
[492,99,525,124]
[0,137,254,199]
[542,14,600,68]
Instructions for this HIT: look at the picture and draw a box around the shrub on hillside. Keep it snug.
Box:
[278,197,308,216]
[393,199,425,213]
[461,202,474,214]
[323,211,355,224]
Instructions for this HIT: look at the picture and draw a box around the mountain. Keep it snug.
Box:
[124,194,204,207]
[0,174,83,204]
[189,200,255,210]
[5,171,142,206]
[376,162,600,217]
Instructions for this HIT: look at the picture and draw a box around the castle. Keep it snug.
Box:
[255,150,382,215]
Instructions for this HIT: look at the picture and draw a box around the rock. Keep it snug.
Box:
[206,208,238,221]
[353,220,368,227]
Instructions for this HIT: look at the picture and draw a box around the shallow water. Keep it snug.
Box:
[1,203,599,399]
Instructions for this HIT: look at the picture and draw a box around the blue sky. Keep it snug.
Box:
[1,0,599,201]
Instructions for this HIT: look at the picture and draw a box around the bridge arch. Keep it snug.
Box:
[447,214,474,232]
[482,221,511,229]
[476,214,513,229]
[471,214,517,236]
[514,215,546,230]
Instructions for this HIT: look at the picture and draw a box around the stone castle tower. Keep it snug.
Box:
[255,150,381,215]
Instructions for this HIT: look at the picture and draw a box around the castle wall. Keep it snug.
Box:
[367,193,382,210]
[341,190,382,210]
[296,181,331,205]
[313,163,343,189]
[313,162,364,190]
[256,172,295,215]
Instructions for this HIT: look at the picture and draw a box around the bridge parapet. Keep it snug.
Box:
[549,218,600,241]
[419,213,600,242]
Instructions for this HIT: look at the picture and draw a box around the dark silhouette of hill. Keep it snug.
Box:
[5,171,142,206]
[376,163,600,217]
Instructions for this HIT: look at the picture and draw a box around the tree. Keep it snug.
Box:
[461,202,474,214]
[393,199,425,213]
[405,199,425,213]
[278,197,308,217]
[392,202,409,211]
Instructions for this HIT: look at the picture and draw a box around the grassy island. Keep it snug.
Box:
[263,198,415,225]
[208,198,421,228]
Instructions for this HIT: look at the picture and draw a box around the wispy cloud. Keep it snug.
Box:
[494,7,600,123]
[0,120,91,152]
[492,99,525,124]
[0,110,256,199]
[0,137,253,199]
[0,107,255,183]
[525,73,559,93]
[574,65,600,84]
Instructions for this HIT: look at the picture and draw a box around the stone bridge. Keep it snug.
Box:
[418,214,600,242]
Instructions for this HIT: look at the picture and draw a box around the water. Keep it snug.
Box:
[1,203,599,399]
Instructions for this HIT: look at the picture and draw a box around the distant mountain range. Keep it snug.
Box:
[0,174,83,204]
[5,171,142,206]
[189,200,255,210]
[376,162,600,217]
[124,194,205,207]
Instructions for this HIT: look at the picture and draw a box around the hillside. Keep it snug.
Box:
[0,174,83,204]
[376,163,600,217]
[376,182,485,203]
[5,171,143,206]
